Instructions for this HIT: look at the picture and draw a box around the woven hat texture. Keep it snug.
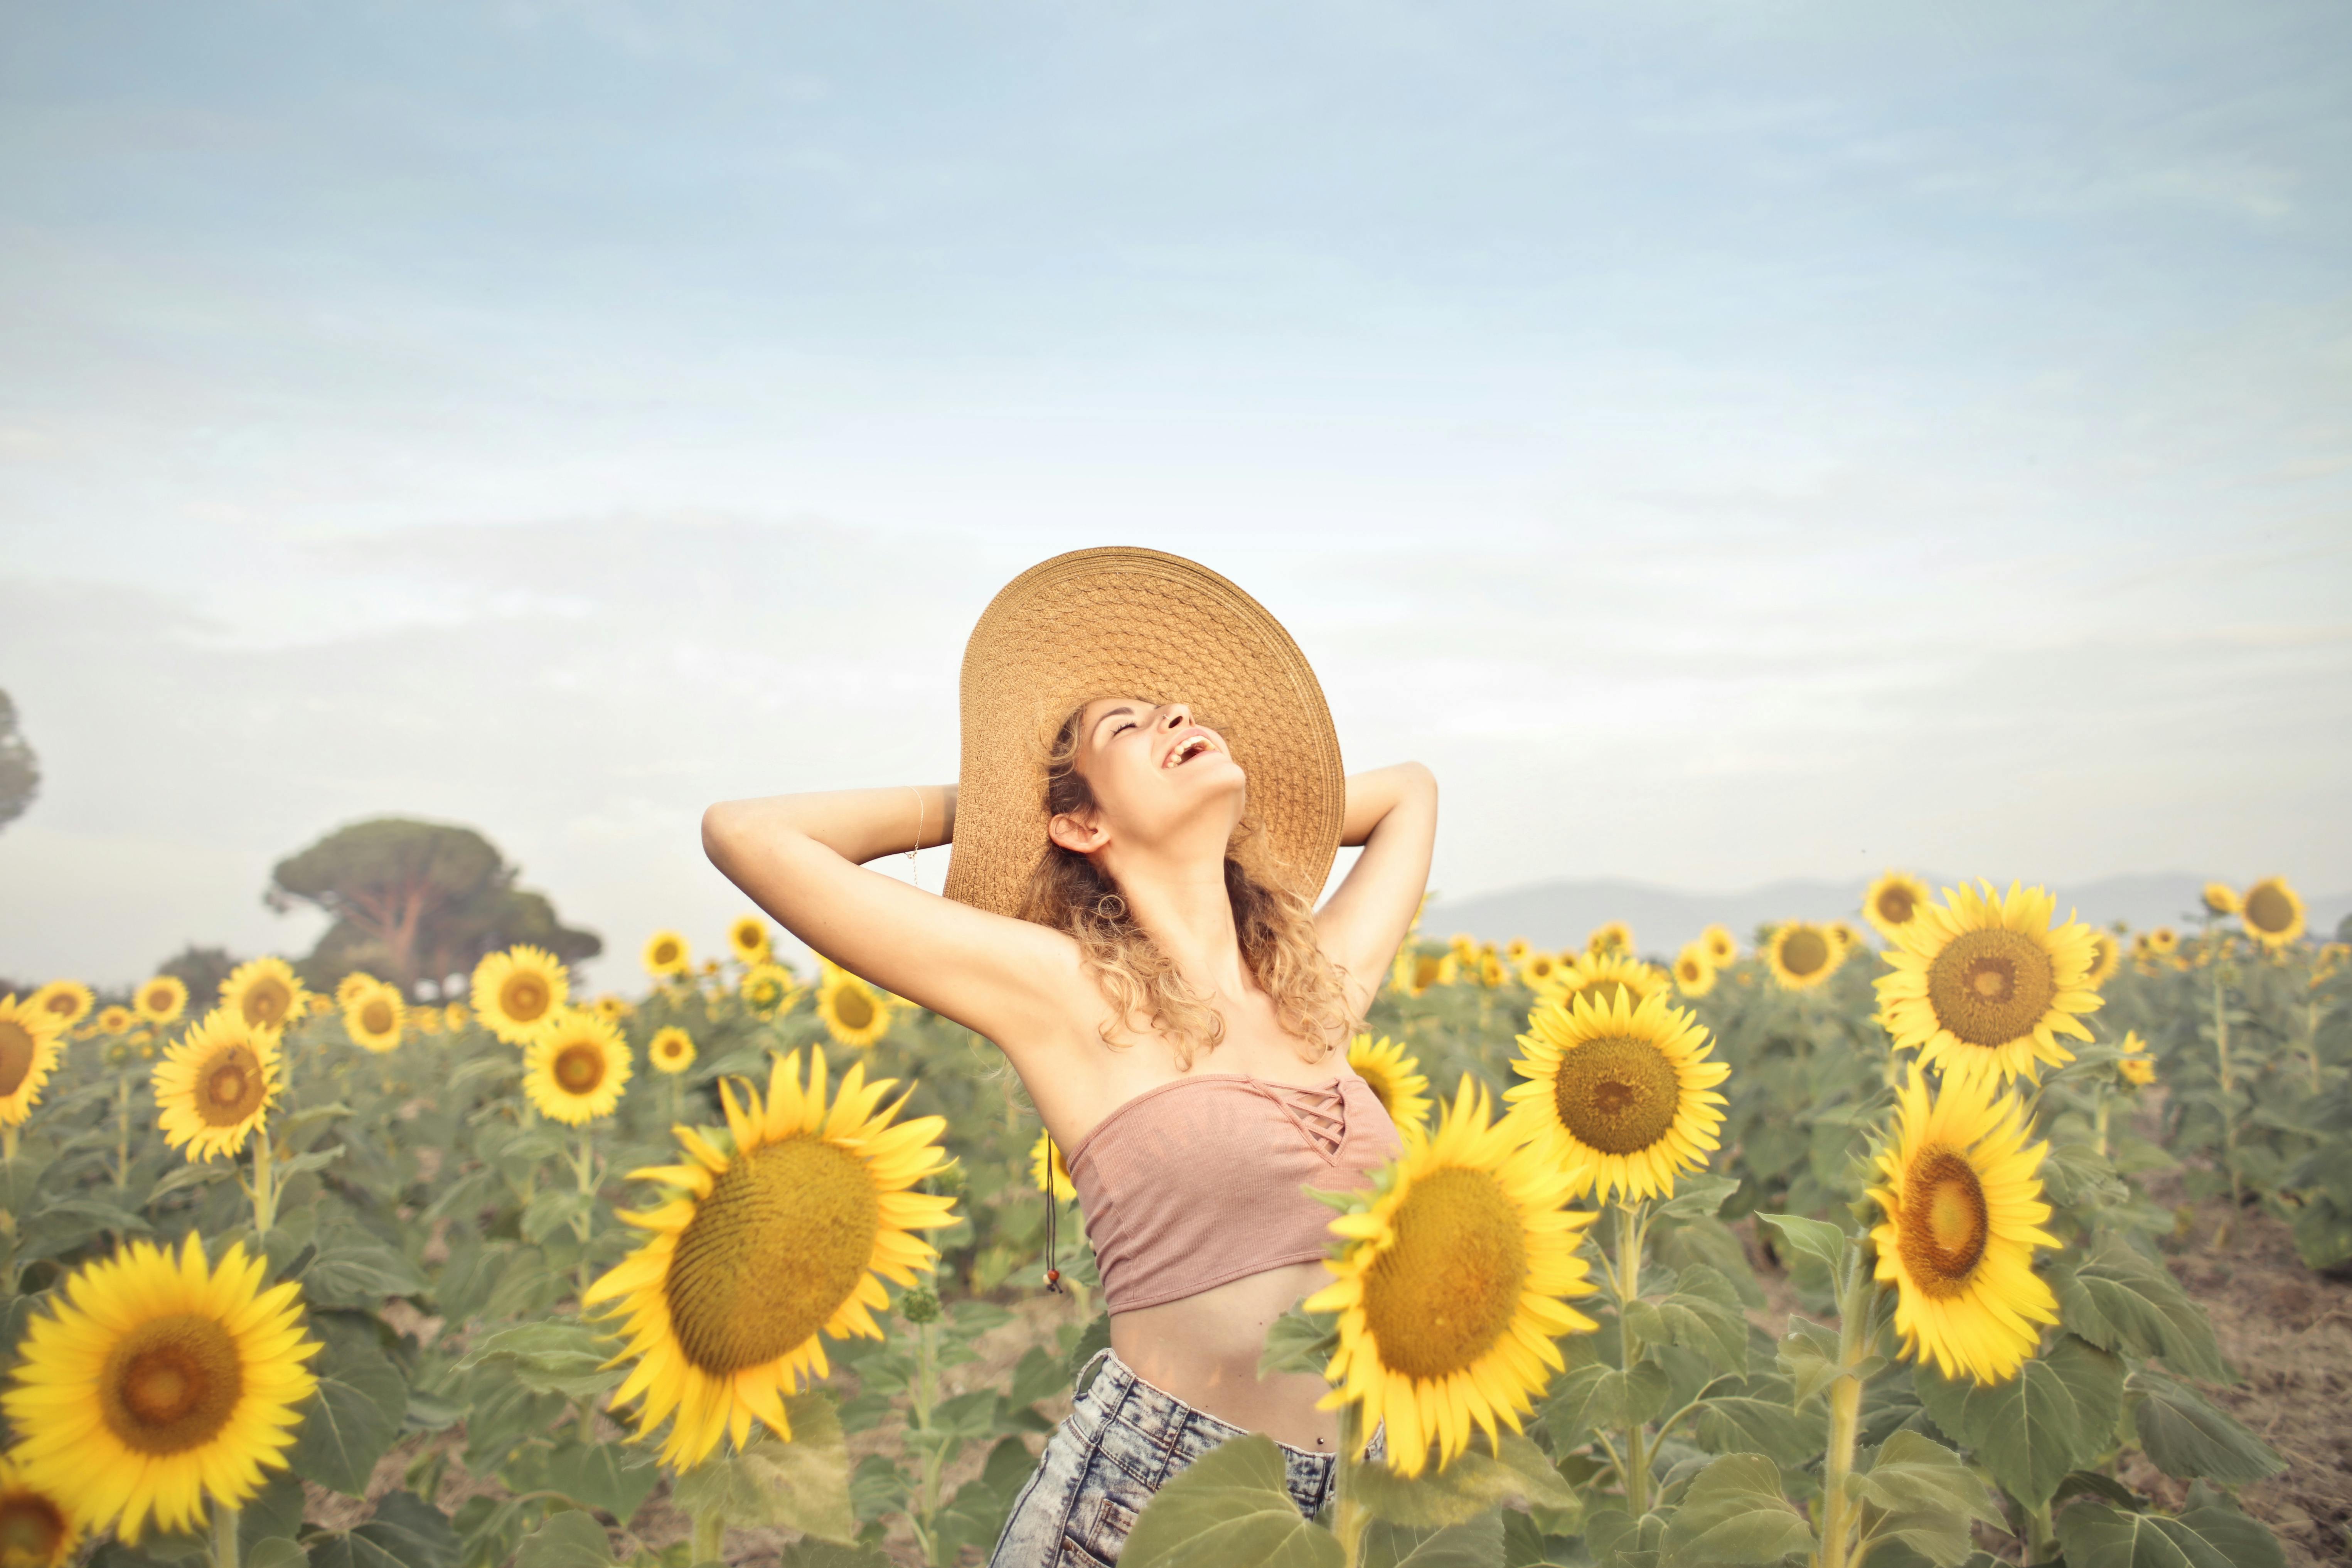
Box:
[943,547,1344,919]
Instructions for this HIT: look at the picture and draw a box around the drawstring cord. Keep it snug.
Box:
[1043,1135,1063,1293]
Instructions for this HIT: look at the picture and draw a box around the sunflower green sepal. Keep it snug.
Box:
[1257,1300,1339,1381]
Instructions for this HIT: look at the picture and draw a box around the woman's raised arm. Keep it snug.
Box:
[700,785,1085,1053]
[1313,762,1438,1015]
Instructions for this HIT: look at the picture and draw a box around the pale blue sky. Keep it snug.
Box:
[3,2,2347,983]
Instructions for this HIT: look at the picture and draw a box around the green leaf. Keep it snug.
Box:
[1353,1433,1578,1530]
[1541,1361,1670,1448]
[1774,1318,1841,1406]
[1658,1453,1812,1567]
[776,1545,891,1568]
[1851,1432,2001,1568]
[848,1454,909,1524]
[2053,1499,2285,1568]
[1068,1312,1112,1391]
[1259,1302,1340,1380]
[930,1437,1040,1561]
[1912,1334,2124,1509]
[1358,1514,1506,1568]
[250,1540,307,1568]
[1120,1435,1344,1568]
[288,1372,403,1494]
[1652,1176,1742,1226]
[1629,1270,1748,1375]
[665,1393,856,1543]
[2125,1369,2285,1485]
[1755,1213,1849,1278]
[1006,1344,1067,1408]
[298,1233,428,1309]
[2049,1235,2229,1382]
[1692,1390,1818,1467]
[511,1511,616,1568]
[502,1438,662,1525]
[352,1494,463,1568]
[455,1322,623,1400]
[522,1189,598,1245]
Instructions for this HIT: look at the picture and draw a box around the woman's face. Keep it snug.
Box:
[1058,697,1246,856]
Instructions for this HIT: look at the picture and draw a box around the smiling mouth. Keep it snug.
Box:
[1166,734,1216,768]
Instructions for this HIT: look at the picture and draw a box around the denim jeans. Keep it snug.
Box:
[988,1352,1360,1567]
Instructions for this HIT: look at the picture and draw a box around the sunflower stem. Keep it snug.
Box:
[690,1506,725,1564]
[1815,1241,1872,1568]
[1334,1403,1367,1568]
[116,1072,133,1188]
[2210,964,2240,1219]
[913,1317,943,1563]
[3,1120,17,1165]
[250,1124,276,1237]
[212,1501,241,1568]
[2093,1088,2111,1159]
[1614,1201,1649,1517]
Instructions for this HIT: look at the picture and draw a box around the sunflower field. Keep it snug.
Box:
[0,875,2346,1568]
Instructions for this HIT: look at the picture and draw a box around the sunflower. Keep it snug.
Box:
[305,994,331,1017]
[1506,988,1730,1202]
[586,1048,957,1466]
[649,1027,696,1076]
[0,1452,83,1568]
[444,1003,467,1031]
[1030,1131,1075,1201]
[2083,930,2121,988]
[1348,1034,1432,1135]
[1307,1077,1598,1477]
[335,972,379,1008]
[1829,921,1863,953]
[1864,872,1931,942]
[1876,883,2102,1087]
[342,982,404,1054]
[643,930,692,979]
[727,916,771,965]
[411,1008,443,1036]
[1393,948,1459,997]
[2317,943,2351,988]
[0,1235,320,1542]
[28,983,92,1034]
[595,995,633,1022]
[1543,951,1668,1016]
[95,1005,134,1036]
[2201,882,2240,918]
[0,996,66,1128]
[2116,1032,2156,1088]
[217,959,303,1033]
[133,977,187,1026]
[1764,923,1843,991]
[1479,953,1509,988]
[522,1009,633,1125]
[1868,1067,2060,1384]
[152,1011,280,1161]
[740,962,800,1019]
[1503,938,1530,963]
[470,945,568,1045]
[1672,944,1716,998]
[1517,951,1565,989]
[815,970,893,1049]
[1447,934,1479,966]
[1701,925,1739,966]
[2240,877,2306,948]
[2146,927,2179,956]
[1586,921,1633,958]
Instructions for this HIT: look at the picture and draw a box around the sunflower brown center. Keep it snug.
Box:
[1412,956,1442,989]
[665,1136,879,1374]
[0,1489,67,1563]
[500,973,551,1023]
[40,994,75,1018]
[240,979,292,1027]
[1553,1036,1681,1155]
[1779,929,1830,978]
[360,999,395,1035]
[99,1313,244,1455]
[1678,958,1703,982]
[1926,928,2056,1047]
[1359,1167,1527,1380]
[1875,886,1917,926]
[1897,1149,1988,1296]
[197,1046,267,1127]
[553,1043,606,1092]
[144,984,174,1012]
[653,941,681,966]
[832,988,875,1030]
[0,1021,35,1096]
[2244,884,2295,935]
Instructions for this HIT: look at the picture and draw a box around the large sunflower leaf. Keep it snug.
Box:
[2125,1370,2285,1485]
[501,1436,662,1526]
[454,1321,622,1399]
[1692,1381,1820,1467]
[510,1511,615,1568]
[352,1493,463,1568]
[1774,1317,1842,1407]
[1658,1453,1813,1567]
[1542,1360,1670,1448]
[288,1370,404,1495]
[1358,1514,1506,1568]
[1626,1268,1749,1376]
[1850,1431,2001,1568]
[2052,1498,2284,1568]
[1651,1176,1742,1227]
[1120,1435,1344,1568]
[668,1393,855,1543]
[1755,1213,1850,1278]
[1912,1334,2124,1509]
[297,1231,427,1310]
[2048,1234,2228,1382]
[1352,1434,1578,1529]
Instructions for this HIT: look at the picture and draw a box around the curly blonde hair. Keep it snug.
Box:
[1020,705,1356,1067]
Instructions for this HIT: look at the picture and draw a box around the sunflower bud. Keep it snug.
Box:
[900,1287,942,1325]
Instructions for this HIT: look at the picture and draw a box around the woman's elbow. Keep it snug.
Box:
[701,800,749,867]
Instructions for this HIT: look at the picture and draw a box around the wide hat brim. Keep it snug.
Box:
[943,547,1344,919]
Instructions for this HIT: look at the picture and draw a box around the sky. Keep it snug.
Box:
[3,1,2349,986]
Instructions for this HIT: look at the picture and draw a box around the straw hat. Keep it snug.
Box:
[942,547,1345,918]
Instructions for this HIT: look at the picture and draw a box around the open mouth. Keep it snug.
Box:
[1165,733,1216,768]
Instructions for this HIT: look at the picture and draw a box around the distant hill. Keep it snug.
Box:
[1425,874,2352,958]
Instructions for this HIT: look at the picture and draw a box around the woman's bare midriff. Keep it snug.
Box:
[1107,1260,1340,1452]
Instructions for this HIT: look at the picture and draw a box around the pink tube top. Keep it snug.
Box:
[1064,1074,1403,1313]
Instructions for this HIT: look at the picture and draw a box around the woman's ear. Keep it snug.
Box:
[1047,810,1109,856]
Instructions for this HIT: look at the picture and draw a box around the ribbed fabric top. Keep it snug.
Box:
[1065,1075,1403,1313]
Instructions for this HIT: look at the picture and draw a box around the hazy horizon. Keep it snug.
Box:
[5,2,2349,985]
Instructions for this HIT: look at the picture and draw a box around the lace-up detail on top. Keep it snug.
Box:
[1064,1074,1402,1312]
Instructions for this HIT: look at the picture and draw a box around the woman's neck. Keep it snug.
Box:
[1103,846,1250,999]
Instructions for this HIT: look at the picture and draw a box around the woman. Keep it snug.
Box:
[701,547,1436,1565]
